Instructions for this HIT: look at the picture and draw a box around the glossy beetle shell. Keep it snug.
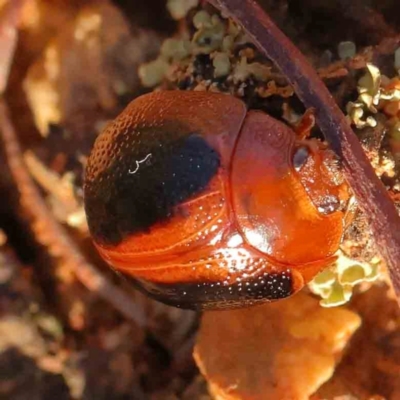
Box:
[84,90,350,310]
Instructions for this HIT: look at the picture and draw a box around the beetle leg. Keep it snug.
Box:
[294,108,316,139]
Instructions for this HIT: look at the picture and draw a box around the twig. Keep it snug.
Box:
[0,0,25,94]
[24,151,81,209]
[0,99,147,326]
[209,0,400,297]
[23,150,88,231]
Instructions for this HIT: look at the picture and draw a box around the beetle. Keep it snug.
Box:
[84,90,351,310]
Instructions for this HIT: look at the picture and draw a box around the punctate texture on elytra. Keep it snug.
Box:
[84,90,350,310]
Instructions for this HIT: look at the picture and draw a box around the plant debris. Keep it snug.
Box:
[194,292,361,400]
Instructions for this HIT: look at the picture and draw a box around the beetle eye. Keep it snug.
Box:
[292,146,309,171]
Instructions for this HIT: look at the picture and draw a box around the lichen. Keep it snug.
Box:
[167,0,199,20]
[192,14,226,54]
[395,47,400,72]
[138,58,170,88]
[232,57,272,83]
[212,52,231,78]
[346,62,400,131]
[138,9,284,98]
[338,41,357,60]
[161,38,191,61]
[309,252,381,307]
[346,63,381,129]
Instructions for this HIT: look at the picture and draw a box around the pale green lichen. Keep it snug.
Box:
[346,63,397,128]
[358,63,381,99]
[346,102,377,129]
[138,58,170,88]
[309,252,381,307]
[346,62,400,177]
[212,52,231,78]
[340,265,368,285]
[338,41,356,60]
[221,35,234,52]
[395,47,400,71]
[311,268,336,287]
[227,19,241,38]
[232,57,271,83]
[193,10,213,29]
[192,14,225,54]
[321,282,353,308]
[138,8,278,92]
[167,0,199,20]
[139,36,191,87]
[161,38,191,61]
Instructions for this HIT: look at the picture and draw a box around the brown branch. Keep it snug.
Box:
[0,0,26,94]
[0,98,147,326]
[209,0,400,297]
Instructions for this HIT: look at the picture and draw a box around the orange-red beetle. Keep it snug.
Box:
[84,90,350,309]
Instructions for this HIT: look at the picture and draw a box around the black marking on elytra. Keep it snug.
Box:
[129,270,294,310]
[84,120,220,245]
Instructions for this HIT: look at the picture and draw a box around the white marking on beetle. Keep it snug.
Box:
[128,153,152,174]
